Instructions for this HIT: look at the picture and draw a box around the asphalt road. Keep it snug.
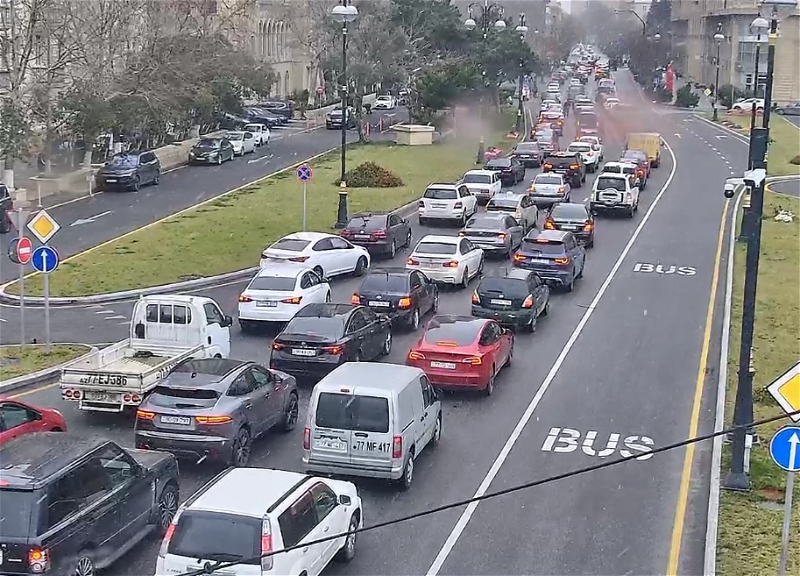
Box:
[4,72,740,576]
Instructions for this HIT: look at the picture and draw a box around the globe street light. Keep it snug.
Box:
[331,0,358,229]
[514,13,528,134]
[711,24,725,121]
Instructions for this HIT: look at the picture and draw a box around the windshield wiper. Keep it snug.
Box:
[202,553,244,562]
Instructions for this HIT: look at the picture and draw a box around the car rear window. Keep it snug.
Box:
[578,114,598,127]
[227,133,244,141]
[315,393,390,433]
[487,198,518,210]
[463,174,492,184]
[486,159,511,168]
[466,215,503,229]
[552,204,588,219]
[567,144,591,153]
[282,316,344,340]
[424,188,457,200]
[534,175,563,185]
[0,489,35,538]
[248,276,297,291]
[479,278,530,298]
[522,239,566,255]
[596,176,627,191]
[346,215,386,232]
[168,510,261,564]
[361,273,409,292]
[147,386,220,408]
[270,238,310,252]
[197,138,219,147]
[415,242,456,255]
[423,320,479,346]
[545,156,578,168]
[514,144,539,153]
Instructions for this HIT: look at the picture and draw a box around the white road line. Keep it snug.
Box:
[94,310,115,315]
[425,140,680,576]
[106,315,127,320]
[0,318,6,322]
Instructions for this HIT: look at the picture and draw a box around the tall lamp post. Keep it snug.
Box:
[514,13,528,134]
[748,15,770,151]
[332,0,358,229]
[615,8,646,36]
[712,24,725,122]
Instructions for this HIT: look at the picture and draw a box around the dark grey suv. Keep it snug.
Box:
[134,358,299,467]
[94,151,161,192]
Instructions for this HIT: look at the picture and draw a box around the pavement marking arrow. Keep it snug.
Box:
[70,210,112,227]
[716,135,728,139]
[674,133,682,138]
[790,433,800,470]
[247,154,274,165]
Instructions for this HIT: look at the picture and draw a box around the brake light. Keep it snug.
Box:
[195,415,233,424]
[443,260,459,268]
[583,221,593,231]
[418,200,424,207]
[323,345,344,355]
[28,548,50,572]
[637,169,644,177]
[554,257,570,265]
[497,232,507,239]
[462,356,483,365]
[454,202,463,209]
[136,409,155,420]
[288,256,309,262]
[558,186,566,193]
[261,517,274,571]
[159,523,176,558]
[407,257,419,265]
[626,193,633,203]
[458,231,466,236]
[570,164,580,170]
[522,295,534,308]
[408,350,426,360]
[372,229,387,239]
[281,296,302,304]
[436,340,459,347]
[472,290,480,304]
[544,219,555,230]
[340,229,354,237]
[587,152,594,157]
[238,295,252,303]
[529,185,536,192]
[543,163,553,169]
[303,426,311,449]
[392,435,403,458]
[272,342,285,350]
[351,294,360,305]
[513,253,526,262]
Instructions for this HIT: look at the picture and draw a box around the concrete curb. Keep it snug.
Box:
[0,198,420,306]
[0,344,99,394]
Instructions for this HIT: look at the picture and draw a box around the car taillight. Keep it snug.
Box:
[323,345,344,355]
[238,295,252,302]
[497,232,507,239]
[122,393,141,404]
[159,522,176,558]
[407,257,419,265]
[340,229,354,237]
[443,260,459,268]
[272,342,285,350]
[513,253,526,262]
[196,415,232,424]
[372,229,387,239]
[587,152,594,157]
[583,221,593,231]
[288,256,309,262]
[471,290,480,304]
[408,350,426,360]
[454,202,463,209]
[392,435,403,458]
[522,295,534,308]
[558,186,566,193]
[351,294,360,305]
[543,163,552,170]
[136,409,155,420]
[462,356,483,365]
[544,219,555,230]
[281,296,302,304]
[626,193,632,203]
[529,185,536,192]
[398,297,412,309]
[554,257,570,265]
[261,517,274,571]
[28,548,50,572]
[303,426,311,450]
[638,169,644,177]
[458,231,466,236]
[418,200,425,207]
[570,164,580,170]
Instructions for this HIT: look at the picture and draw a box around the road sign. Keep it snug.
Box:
[31,245,60,274]
[316,86,325,95]
[704,88,712,97]
[770,426,800,472]
[296,164,313,182]
[27,209,60,244]
[16,237,32,265]
[767,362,800,421]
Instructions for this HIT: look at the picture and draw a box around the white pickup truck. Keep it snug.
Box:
[589,173,640,218]
[60,295,232,412]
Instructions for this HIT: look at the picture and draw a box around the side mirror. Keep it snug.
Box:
[339,494,352,506]
[222,315,233,327]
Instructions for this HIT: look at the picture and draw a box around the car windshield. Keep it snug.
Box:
[552,204,588,219]
[423,319,479,346]
[546,156,578,168]
[0,489,34,537]
[596,176,627,191]
[415,241,456,255]
[227,133,244,141]
[168,510,261,564]
[534,175,562,185]
[466,216,503,230]
[535,131,553,140]
[107,155,137,167]
[244,125,261,132]
[360,273,408,292]
[346,215,386,232]
[568,144,591,153]
[249,276,297,291]
[270,238,310,252]
[315,393,390,433]
[463,174,493,184]
[624,151,646,161]
[424,188,457,200]
[479,278,530,298]
[147,386,220,409]
[282,316,344,340]
[197,139,219,147]
[522,239,566,255]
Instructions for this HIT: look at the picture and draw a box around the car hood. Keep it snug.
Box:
[127,446,176,471]
[98,165,136,175]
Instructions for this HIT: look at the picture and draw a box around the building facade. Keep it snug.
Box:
[671,0,800,103]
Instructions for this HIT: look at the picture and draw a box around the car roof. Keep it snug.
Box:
[534,172,564,180]
[253,264,309,279]
[295,302,355,319]
[465,169,496,176]
[365,267,411,278]
[280,232,333,242]
[426,183,459,189]
[489,192,523,201]
[603,161,637,168]
[524,228,570,241]
[0,434,110,488]
[161,359,250,390]
[483,267,531,281]
[315,362,425,396]
[416,234,459,245]
[351,211,389,218]
[140,294,217,307]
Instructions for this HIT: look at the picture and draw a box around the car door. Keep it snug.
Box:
[388,213,406,247]
[459,185,476,215]
[505,216,523,248]
[360,307,385,360]
[345,310,370,360]
[0,401,52,444]
[309,482,345,568]
[310,238,336,276]
[250,366,283,431]
[531,274,549,315]
[277,491,321,576]
[567,235,585,274]
[419,375,438,448]
[409,271,428,313]
[301,270,326,303]
[329,236,357,274]
[202,302,231,356]
[479,322,507,368]
[96,444,154,542]
[460,239,481,277]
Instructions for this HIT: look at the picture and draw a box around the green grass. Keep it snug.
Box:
[717,191,800,576]
[0,344,89,381]
[11,114,514,297]
[710,113,800,177]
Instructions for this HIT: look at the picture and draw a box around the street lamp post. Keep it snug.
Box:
[749,15,769,152]
[332,0,358,229]
[514,13,528,134]
[615,8,646,36]
[712,24,725,122]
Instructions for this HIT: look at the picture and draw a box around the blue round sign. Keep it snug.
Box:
[296,164,313,182]
[31,245,60,274]
[769,425,800,472]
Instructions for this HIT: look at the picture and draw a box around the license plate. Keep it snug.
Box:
[519,155,530,158]
[563,225,578,230]
[531,258,550,264]
[431,203,447,209]
[490,299,512,305]
[430,361,456,369]
[85,390,116,401]
[292,348,317,356]
[355,235,371,240]
[161,415,192,425]
[106,179,117,183]
[256,300,277,307]
[369,301,390,307]
[314,438,345,450]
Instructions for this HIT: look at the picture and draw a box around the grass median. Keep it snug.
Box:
[0,344,89,381]
[711,113,800,177]
[717,191,800,576]
[11,114,516,297]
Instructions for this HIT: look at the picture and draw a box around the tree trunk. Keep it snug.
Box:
[83,149,93,168]
[44,96,53,176]
[354,93,367,143]
[3,155,15,190]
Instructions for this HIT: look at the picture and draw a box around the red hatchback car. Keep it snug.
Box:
[406,315,514,396]
[0,397,67,446]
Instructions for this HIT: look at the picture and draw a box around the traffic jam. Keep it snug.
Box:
[0,45,668,576]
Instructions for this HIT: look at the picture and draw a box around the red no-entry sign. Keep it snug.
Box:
[16,237,33,265]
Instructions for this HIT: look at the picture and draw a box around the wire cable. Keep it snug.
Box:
[175,409,800,576]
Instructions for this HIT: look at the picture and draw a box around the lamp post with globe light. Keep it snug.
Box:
[514,13,528,134]
[332,0,358,229]
[712,24,725,122]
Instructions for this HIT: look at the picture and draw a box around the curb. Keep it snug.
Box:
[0,344,99,394]
[0,198,420,306]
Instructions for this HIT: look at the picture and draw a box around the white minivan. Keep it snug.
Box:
[303,363,442,490]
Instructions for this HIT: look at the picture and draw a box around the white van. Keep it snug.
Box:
[303,363,442,490]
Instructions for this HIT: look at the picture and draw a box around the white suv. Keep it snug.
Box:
[418,183,477,226]
[156,468,363,576]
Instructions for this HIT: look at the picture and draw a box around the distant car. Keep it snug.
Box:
[542,151,586,188]
[245,108,287,127]
[484,157,526,185]
[527,172,571,208]
[406,315,514,396]
[604,97,621,109]
[352,267,439,330]
[340,211,413,258]
[189,137,235,165]
[578,135,604,161]
[260,232,370,279]
[0,397,67,445]
[619,150,650,187]
[509,141,543,168]
[513,229,586,292]
[458,213,524,258]
[461,169,502,204]
[257,99,295,119]
[327,106,357,129]
[601,161,642,189]
[373,94,396,110]
[775,102,800,116]
[543,202,595,247]
[566,141,600,173]
[532,128,559,154]
[226,130,256,155]
[418,183,478,226]
[407,235,484,289]
[95,150,161,192]
[540,111,565,136]
[732,97,764,112]
[135,358,299,466]
[244,123,271,146]
[471,268,550,332]
[485,192,540,231]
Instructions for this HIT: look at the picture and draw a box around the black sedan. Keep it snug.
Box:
[543,202,595,248]
[352,268,439,330]
[269,303,392,381]
[339,211,412,258]
[509,142,543,168]
[471,268,550,332]
[484,157,526,185]
[189,137,235,165]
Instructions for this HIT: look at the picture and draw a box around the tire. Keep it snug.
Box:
[408,307,420,331]
[354,256,368,276]
[627,208,634,219]
[216,155,222,165]
[325,291,332,303]
[577,263,584,279]
[587,237,594,248]
[565,276,574,292]
[335,513,359,562]
[239,320,252,333]
[506,341,514,366]
[381,330,392,356]
[283,392,299,431]
[431,413,442,447]
[484,368,496,396]
[156,484,179,536]
[477,257,484,276]
[389,240,396,259]
[405,229,413,248]
[460,268,470,289]
[400,453,414,490]
[73,552,95,576]
[459,211,467,227]
[131,177,140,192]
[541,300,550,317]
[431,292,439,314]
[153,171,160,185]
[527,314,537,333]
[231,428,251,467]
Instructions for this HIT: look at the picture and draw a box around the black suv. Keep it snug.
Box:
[484,157,526,185]
[0,183,12,233]
[352,268,439,330]
[0,433,179,576]
[542,152,586,188]
[471,268,550,332]
[326,107,356,129]
[94,151,161,192]
[340,211,413,258]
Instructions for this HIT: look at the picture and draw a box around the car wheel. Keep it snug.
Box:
[389,240,396,259]
[231,428,251,467]
[405,229,413,248]
[505,341,514,366]
[408,307,420,331]
[216,155,222,165]
[459,211,467,226]
[484,368,496,396]
[131,177,140,192]
[325,291,332,303]
[431,413,442,447]
[577,263,584,279]
[627,208,635,218]
[587,237,595,248]
[74,553,95,576]
[400,454,414,490]
[381,330,393,356]
[431,292,439,313]
[283,392,299,431]
[335,513,359,562]
[153,171,160,185]
[541,300,550,317]
[157,484,179,536]
[460,268,470,289]
[354,256,368,276]
[566,276,575,292]
[527,314,537,333]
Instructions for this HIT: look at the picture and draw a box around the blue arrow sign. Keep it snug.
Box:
[296,164,312,182]
[31,245,60,274]
[770,426,800,472]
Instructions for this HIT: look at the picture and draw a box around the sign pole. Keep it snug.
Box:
[779,470,794,576]
[17,210,25,348]
[43,269,51,354]
[303,181,307,232]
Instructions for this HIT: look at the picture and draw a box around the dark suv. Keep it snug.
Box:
[512,229,586,292]
[0,434,179,576]
[471,268,550,332]
[94,151,161,192]
[0,183,12,233]
[339,211,413,258]
[542,152,586,188]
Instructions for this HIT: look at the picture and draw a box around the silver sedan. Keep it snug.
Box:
[227,131,256,156]
[458,213,524,258]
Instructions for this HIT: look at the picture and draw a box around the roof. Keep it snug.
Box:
[351,211,389,218]
[464,169,496,176]
[426,182,459,189]
[416,234,460,245]
[316,362,425,394]
[139,294,216,307]
[189,468,310,516]
[169,358,249,379]
[0,434,110,487]
[253,264,310,279]
[295,302,355,319]
[366,267,411,277]
[282,232,334,241]
[525,228,570,241]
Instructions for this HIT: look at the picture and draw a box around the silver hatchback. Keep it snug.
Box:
[458,213,524,257]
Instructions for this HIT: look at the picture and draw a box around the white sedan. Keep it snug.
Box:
[732,98,765,112]
[227,131,256,156]
[373,95,396,110]
[238,265,331,329]
[260,232,370,279]
[578,135,604,162]
[406,235,484,289]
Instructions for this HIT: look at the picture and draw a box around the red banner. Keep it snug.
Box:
[665,63,674,95]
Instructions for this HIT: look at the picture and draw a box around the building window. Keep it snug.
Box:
[285,71,290,93]
[736,41,756,63]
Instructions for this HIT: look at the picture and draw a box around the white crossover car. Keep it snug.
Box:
[461,169,502,204]
[373,95,396,110]
[578,135,604,162]
[260,232,370,279]
[406,235,484,289]
[227,131,256,156]
[244,123,270,146]
[238,265,331,329]
[418,183,478,226]
[566,141,600,173]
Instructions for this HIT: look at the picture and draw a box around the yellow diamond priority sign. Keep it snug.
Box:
[767,362,800,422]
[26,209,60,244]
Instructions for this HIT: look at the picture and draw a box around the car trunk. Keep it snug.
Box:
[275,333,339,360]
[414,344,481,376]
[0,489,36,575]
[240,288,298,315]
[138,385,221,437]
[462,229,505,248]
[551,217,588,233]
[354,290,407,315]
[476,289,526,311]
